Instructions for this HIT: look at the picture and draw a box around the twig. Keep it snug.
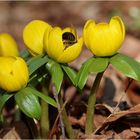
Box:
[49,97,69,138]
[52,86,65,139]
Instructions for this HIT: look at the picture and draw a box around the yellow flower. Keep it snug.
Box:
[23,20,52,56]
[0,56,29,92]
[83,16,125,57]
[0,33,19,56]
[44,26,83,63]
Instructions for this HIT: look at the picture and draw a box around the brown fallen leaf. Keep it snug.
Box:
[104,130,121,139]
[127,80,140,105]
[123,117,140,134]
[119,129,137,139]
[94,115,107,129]
[2,127,20,140]
[94,104,140,134]
[131,127,140,133]
[95,104,115,114]
[85,134,113,140]
[103,129,137,139]
[69,113,107,129]
[68,113,86,128]
[77,131,112,140]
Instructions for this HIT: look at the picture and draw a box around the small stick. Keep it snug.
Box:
[49,97,69,138]
[52,86,65,139]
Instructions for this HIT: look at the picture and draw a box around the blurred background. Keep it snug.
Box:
[1,1,140,51]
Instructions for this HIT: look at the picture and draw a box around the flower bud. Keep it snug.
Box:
[83,16,125,57]
[0,33,19,56]
[23,20,52,56]
[0,56,29,92]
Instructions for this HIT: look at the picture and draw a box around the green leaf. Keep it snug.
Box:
[61,65,77,85]
[110,53,140,81]
[89,57,109,73]
[0,93,14,113]
[27,54,43,65]
[26,87,57,107]
[76,57,109,89]
[15,88,41,120]
[46,60,63,94]
[28,55,49,76]
[20,48,30,59]
[76,57,94,89]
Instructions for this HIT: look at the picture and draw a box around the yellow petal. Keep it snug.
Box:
[109,16,125,39]
[84,16,125,57]
[23,20,51,56]
[89,23,113,56]
[57,37,83,63]
[43,26,53,56]
[62,27,71,33]
[110,16,125,40]
[0,33,19,56]
[44,27,64,60]
[13,57,29,88]
[83,19,96,50]
[62,27,78,39]
[0,56,29,92]
[90,23,123,56]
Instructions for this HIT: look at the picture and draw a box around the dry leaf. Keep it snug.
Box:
[119,129,137,139]
[3,128,20,140]
[95,104,140,134]
[94,115,107,129]
[131,127,140,133]
[96,104,115,114]
[127,80,140,105]
[68,113,86,128]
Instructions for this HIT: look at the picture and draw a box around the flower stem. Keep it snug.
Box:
[85,72,103,135]
[40,84,49,138]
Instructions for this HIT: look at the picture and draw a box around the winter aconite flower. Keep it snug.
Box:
[0,33,19,56]
[23,20,52,56]
[0,56,29,92]
[83,16,125,57]
[44,26,83,63]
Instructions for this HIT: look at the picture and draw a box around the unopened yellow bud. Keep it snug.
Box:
[23,20,52,56]
[0,33,19,56]
[83,16,125,56]
[0,56,29,92]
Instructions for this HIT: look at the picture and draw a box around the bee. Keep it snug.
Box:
[62,26,77,49]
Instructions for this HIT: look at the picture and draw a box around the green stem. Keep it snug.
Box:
[40,85,49,138]
[60,96,75,139]
[85,72,103,135]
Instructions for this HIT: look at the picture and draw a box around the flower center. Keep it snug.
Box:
[62,32,77,49]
